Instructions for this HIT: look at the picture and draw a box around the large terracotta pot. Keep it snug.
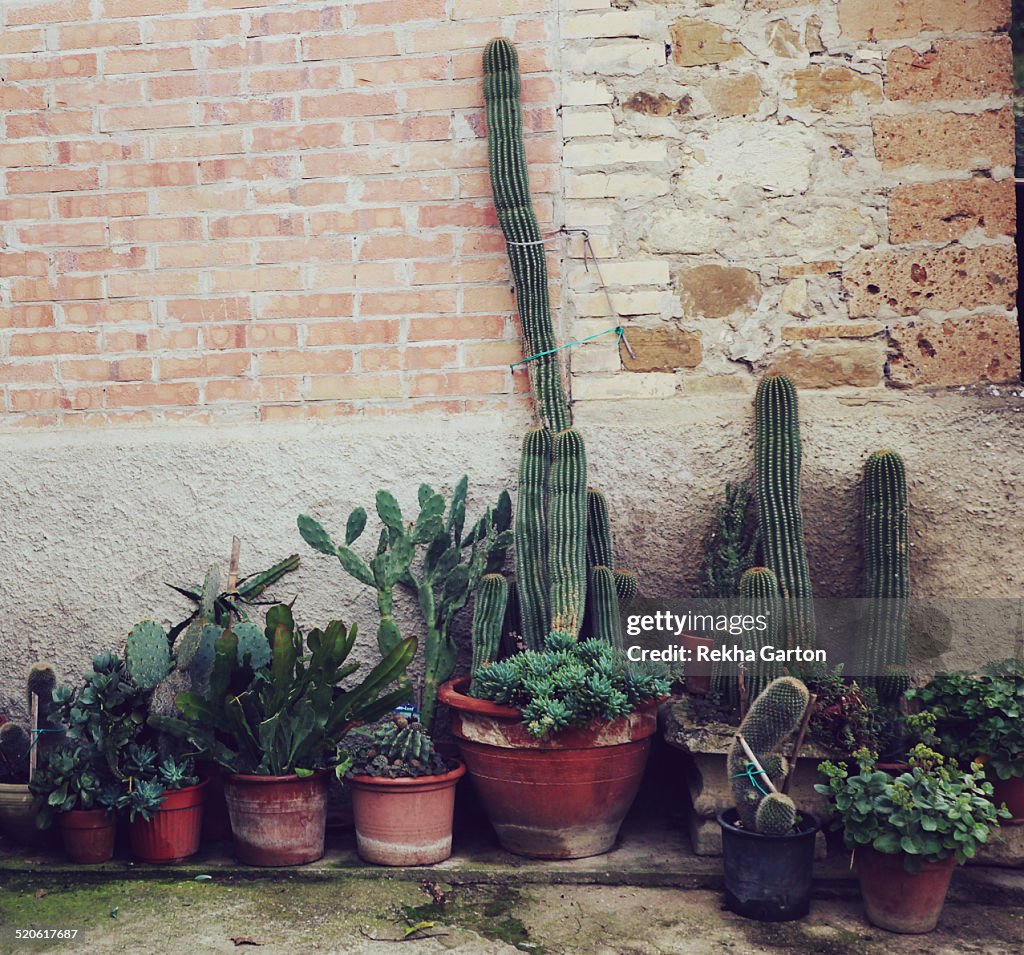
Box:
[348,762,465,866]
[224,771,328,866]
[991,774,1024,823]
[0,784,53,847]
[59,808,116,864]
[855,847,957,934]
[130,780,206,864]
[438,678,657,859]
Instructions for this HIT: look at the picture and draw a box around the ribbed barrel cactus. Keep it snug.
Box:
[862,450,910,702]
[727,676,810,835]
[754,374,815,651]
[740,567,783,699]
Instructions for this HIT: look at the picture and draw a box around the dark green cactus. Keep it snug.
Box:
[584,488,636,646]
[378,718,432,765]
[233,620,272,670]
[754,374,815,651]
[483,37,569,433]
[614,569,639,603]
[548,429,588,636]
[516,427,552,650]
[2,663,62,783]
[586,488,614,569]
[471,573,509,694]
[755,792,798,836]
[727,676,809,832]
[588,566,622,649]
[0,722,30,782]
[862,450,909,702]
[740,567,783,699]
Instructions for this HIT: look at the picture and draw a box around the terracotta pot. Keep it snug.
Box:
[197,760,232,841]
[0,784,51,847]
[680,634,714,696]
[224,771,328,866]
[129,780,206,864]
[874,762,910,777]
[438,678,657,859]
[59,808,116,864]
[991,774,1024,824]
[855,847,957,934]
[348,762,465,866]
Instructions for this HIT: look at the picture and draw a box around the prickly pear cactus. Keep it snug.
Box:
[728,676,809,833]
[126,620,172,690]
[233,620,272,670]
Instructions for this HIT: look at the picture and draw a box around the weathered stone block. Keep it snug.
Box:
[886,37,1012,102]
[768,343,885,388]
[844,245,1016,316]
[619,326,701,371]
[670,18,746,67]
[563,10,660,39]
[564,140,666,166]
[873,109,1014,171]
[562,110,615,137]
[782,321,885,341]
[889,178,1015,243]
[784,66,882,111]
[888,313,1020,387]
[683,125,813,198]
[766,20,803,59]
[678,264,760,318]
[572,371,678,399]
[565,40,665,76]
[623,91,690,116]
[838,0,1010,41]
[703,73,761,117]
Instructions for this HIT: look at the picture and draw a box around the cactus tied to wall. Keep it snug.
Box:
[754,373,815,652]
[474,36,630,659]
[0,662,61,784]
[862,450,910,702]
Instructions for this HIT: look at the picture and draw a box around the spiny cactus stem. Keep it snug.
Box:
[736,734,778,794]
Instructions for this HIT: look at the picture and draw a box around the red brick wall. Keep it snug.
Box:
[0,0,557,427]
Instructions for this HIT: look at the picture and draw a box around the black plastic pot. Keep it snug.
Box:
[717,808,821,921]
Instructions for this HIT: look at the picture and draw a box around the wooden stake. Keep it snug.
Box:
[737,663,748,720]
[28,692,39,783]
[736,732,779,794]
[227,536,241,594]
[783,692,816,795]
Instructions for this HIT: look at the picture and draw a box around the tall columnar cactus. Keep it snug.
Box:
[471,573,509,694]
[754,374,815,651]
[548,428,588,636]
[483,37,569,433]
[516,427,552,650]
[862,450,909,702]
[740,567,783,700]
[585,488,638,646]
[727,676,810,835]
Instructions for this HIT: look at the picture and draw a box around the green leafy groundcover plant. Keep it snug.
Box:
[815,744,1009,872]
[470,632,670,738]
[908,657,1024,781]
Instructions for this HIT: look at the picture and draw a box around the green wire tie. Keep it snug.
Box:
[732,761,770,797]
[27,727,62,751]
[511,325,626,370]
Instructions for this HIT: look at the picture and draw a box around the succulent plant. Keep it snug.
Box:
[342,715,450,780]
[727,676,810,835]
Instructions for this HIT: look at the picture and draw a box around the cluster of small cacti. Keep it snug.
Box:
[861,450,910,702]
[727,676,810,835]
[343,715,450,779]
[0,662,61,783]
[473,37,633,677]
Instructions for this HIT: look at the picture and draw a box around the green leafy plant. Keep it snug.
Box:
[816,744,1009,871]
[805,668,891,758]
[151,604,416,776]
[118,745,198,822]
[908,658,1024,781]
[29,745,121,828]
[340,715,451,780]
[471,632,668,738]
[299,479,512,731]
[697,482,759,599]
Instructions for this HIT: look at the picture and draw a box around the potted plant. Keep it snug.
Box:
[151,603,415,866]
[908,658,1024,821]
[30,745,121,864]
[0,663,62,846]
[717,677,820,922]
[816,744,1008,933]
[440,630,668,860]
[120,745,205,864]
[340,714,465,866]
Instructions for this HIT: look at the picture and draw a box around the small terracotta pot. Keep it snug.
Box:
[991,774,1024,824]
[438,678,657,860]
[129,780,206,864]
[349,762,465,866]
[59,808,116,864]
[855,847,957,934]
[873,762,910,777]
[224,771,328,866]
[680,634,714,696]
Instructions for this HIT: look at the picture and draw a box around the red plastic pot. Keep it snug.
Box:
[438,678,657,859]
[224,771,328,866]
[129,781,206,864]
[348,762,465,866]
[59,808,116,864]
[680,634,714,695]
[991,774,1024,823]
[855,847,957,934]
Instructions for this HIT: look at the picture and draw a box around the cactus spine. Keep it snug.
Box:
[728,676,809,834]
[754,374,815,651]
[862,450,909,701]
[471,573,509,694]
[479,37,632,656]
[740,567,783,699]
